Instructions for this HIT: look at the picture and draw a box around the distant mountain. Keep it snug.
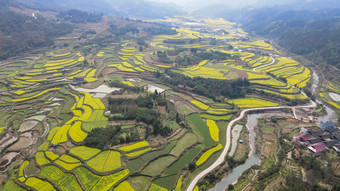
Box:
[192,0,340,18]
[191,0,340,69]
[244,9,340,68]
[13,0,184,19]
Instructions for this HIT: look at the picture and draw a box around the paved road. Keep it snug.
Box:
[253,56,275,71]
[186,98,316,191]
[32,11,38,19]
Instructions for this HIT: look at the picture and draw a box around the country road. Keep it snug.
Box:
[32,11,38,19]
[253,56,275,71]
[186,98,316,191]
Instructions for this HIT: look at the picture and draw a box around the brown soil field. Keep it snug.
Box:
[19,120,39,132]
[8,137,35,151]
[263,133,276,140]
[106,94,139,99]
[263,142,276,158]
[13,104,32,110]
[102,67,118,76]
[231,68,247,79]
[157,106,166,114]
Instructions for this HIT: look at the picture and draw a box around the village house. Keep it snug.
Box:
[71,76,86,85]
[295,124,340,153]
[308,143,327,153]
[333,144,340,152]
[319,121,335,131]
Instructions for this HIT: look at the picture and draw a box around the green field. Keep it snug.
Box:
[0,14,320,191]
[189,114,216,147]
[165,145,203,175]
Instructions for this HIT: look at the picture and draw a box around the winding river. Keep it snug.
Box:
[313,71,337,122]
[205,71,338,191]
[209,113,264,191]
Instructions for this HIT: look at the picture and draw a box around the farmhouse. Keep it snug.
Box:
[319,121,335,131]
[333,144,340,152]
[295,126,340,153]
[144,84,165,93]
[324,140,339,149]
[308,143,327,153]
[71,76,86,85]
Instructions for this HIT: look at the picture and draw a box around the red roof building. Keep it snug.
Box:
[307,143,327,153]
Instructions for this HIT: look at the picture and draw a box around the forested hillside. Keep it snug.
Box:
[0,6,73,59]
[241,8,340,68]
[193,0,340,69]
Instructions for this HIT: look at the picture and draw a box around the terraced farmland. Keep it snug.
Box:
[231,40,274,51]
[0,15,319,191]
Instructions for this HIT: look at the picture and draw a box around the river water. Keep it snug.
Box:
[209,114,263,191]
[210,71,337,190]
[312,71,337,122]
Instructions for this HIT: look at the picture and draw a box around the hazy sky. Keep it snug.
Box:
[150,0,300,9]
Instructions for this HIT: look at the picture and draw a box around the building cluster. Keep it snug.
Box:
[294,122,340,154]
[71,76,86,85]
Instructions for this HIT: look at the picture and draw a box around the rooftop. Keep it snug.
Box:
[308,143,326,153]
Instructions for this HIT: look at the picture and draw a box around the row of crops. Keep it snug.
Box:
[1,16,317,191]
[3,89,137,190]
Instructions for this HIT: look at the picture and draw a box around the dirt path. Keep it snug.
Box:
[292,108,298,119]
[186,97,316,191]
[42,121,49,138]
[253,56,275,71]
[301,168,307,182]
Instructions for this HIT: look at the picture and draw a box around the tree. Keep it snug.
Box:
[189,162,196,171]
[228,184,234,190]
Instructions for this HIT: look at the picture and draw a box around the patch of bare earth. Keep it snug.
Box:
[83,79,104,89]
[8,137,35,151]
[102,67,118,76]
[0,152,20,170]
[109,120,135,126]
[231,68,248,79]
[0,135,18,152]
[287,118,302,123]
[262,141,276,158]
[19,120,39,132]
[13,104,32,110]
[166,128,183,140]
[263,133,276,140]
[157,106,166,114]
[332,162,340,176]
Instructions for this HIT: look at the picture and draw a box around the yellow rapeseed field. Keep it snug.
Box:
[121,81,135,87]
[86,150,122,172]
[207,119,219,142]
[69,121,87,143]
[119,141,150,152]
[12,88,60,102]
[190,100,210,110]
[227,98,279,108]
[25,177,56,191]
[196,144,223,166]
[114,181,135,191]
[149,184,168,191]
[125,147,152,157]
[70,146,101,160]
[45,151,59,161]
[35,152,50,166]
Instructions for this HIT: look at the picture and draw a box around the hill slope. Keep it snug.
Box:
[14,0,184,18]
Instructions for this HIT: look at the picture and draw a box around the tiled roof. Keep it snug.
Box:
[308,143,326,153]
